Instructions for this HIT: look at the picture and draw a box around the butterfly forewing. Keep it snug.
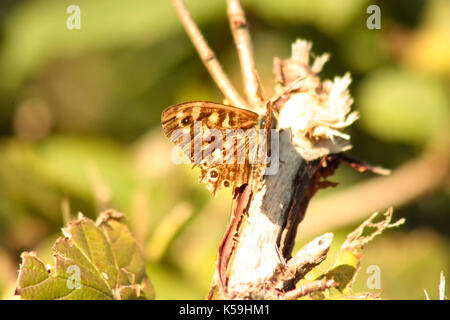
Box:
[162,101,258,131]
[161,101,260,196]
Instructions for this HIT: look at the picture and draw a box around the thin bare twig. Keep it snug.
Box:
[283,279,337,300]
[227,0,264,109]
[424,272,447,300]
[273,233,333,291]
[342,208,405,252]
[171,0,247,108]
[61,197,71,225]
[439,272,446,300]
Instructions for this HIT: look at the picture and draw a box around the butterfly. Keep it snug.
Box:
[161,101,273,196]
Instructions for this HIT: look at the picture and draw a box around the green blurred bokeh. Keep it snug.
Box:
[0,0,448,299]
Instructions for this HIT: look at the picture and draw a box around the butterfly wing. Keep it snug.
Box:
[161,101,259,196]
[162,101,258,132]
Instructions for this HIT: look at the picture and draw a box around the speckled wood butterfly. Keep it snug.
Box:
[161,101,273,196]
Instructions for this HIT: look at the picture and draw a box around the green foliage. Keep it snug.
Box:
[0,0,225,88]
[302,210,405,299]
[16,211,155,300]
[247,0,370,34]
[0,0,448,299]
[357,69,449,145]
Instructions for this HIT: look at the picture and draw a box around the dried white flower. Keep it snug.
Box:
[277,40,358,160]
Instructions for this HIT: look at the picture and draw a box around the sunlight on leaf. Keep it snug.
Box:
[16,210,154,300]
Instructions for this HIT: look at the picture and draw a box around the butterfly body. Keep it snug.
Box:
[162,101,273,196]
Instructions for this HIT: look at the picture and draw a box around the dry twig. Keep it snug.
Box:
[171,0,246,108]
[298,142,449,238]
[227,0,264,110]
[342,208,405,252]
[273,232,333,290]
[283,279,337,300]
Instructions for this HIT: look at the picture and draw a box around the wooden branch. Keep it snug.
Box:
[207,39,362,300]
[208,131,329,299]
[282,232,333,286]
[171,0,247,108]
[266,232,333,293]
[166,0,416,294]
[227,0,264,109]
[225,133,318,289]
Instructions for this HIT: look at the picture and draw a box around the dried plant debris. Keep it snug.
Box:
[297,209,404,299]
[341,207,405,253]
[276,40,358,160]
[15,210,155,300]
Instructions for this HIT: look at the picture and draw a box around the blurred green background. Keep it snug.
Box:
[0,0,448,299]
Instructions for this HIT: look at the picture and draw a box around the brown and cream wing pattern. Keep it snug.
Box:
[161,101,259,196]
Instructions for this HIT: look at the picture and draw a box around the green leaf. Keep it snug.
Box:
[16,210,155,300]
[322,249,359,292]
